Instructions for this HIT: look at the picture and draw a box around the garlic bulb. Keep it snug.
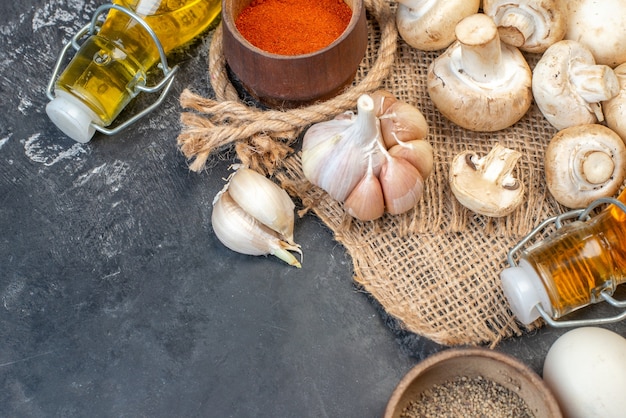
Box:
[302,94,384,202]
[211,166,302,267]
[302,91,434,221]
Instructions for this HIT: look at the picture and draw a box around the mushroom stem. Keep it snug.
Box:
[449,143,525,217]
[497,9,534,47]
[545,124,626,208]
[479,143,522,188]
[455,14,504,81]
[570,64,620,104]
[580,151,614,185]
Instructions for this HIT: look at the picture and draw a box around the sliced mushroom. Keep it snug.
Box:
[532,40,619,131]
[396,0,480,51]
[449,143,525,217]
[603,63,626,142]
[427,13,533,132]
[482,0,567,53]
[545,124,626,209]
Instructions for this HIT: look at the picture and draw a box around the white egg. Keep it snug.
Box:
[543,327,626,418]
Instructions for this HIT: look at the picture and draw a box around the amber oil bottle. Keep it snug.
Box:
[501,189,626,325]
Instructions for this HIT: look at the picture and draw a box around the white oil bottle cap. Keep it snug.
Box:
[500,258,552,325]
[46,91,101,143]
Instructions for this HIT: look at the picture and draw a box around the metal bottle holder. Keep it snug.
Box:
[45,3,179,136]
[506,197,626,327]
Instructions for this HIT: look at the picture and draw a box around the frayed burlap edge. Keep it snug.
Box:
[175,0,558,346]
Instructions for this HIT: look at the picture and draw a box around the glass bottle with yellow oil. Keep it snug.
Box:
[501,189,626,326]
[46,0,221,143]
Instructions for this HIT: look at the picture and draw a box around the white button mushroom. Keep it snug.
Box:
[449,143,525,217]
[532,40,619,131]
[396,0,480,51]
[545,124,626,209]
[603,63,626,142]
[427,13,533,132]
[482,0,567,53]
[565,0,626,67]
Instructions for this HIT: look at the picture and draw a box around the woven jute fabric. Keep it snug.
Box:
[178,0,564,346]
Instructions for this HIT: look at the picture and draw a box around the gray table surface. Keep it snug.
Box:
[2,1,626,416]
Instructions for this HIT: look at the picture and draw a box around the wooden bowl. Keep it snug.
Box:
[384,348,562,418]
[221,0,368,109]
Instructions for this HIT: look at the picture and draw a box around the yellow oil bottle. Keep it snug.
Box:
[46,0,221,143]
[501,189,626,325]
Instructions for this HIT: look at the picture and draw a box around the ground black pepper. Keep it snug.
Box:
[400,376,535,418]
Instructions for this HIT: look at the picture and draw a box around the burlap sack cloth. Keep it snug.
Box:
[177,0,564,346]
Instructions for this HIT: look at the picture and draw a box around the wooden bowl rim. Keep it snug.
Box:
[221,0,365,60]
[383,347,562,418]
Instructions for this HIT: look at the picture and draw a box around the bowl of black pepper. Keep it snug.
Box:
[221,0,368,109]
[384,348,562,418]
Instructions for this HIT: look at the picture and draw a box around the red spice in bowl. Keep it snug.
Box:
[222,0,368,108]
[235,0,353,56]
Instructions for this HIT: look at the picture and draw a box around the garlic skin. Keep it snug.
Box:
[344,156,385,221]
[379,153,424,215]
[302,94,384,202]
[302,91,433,221]
[388,139,434,180]
[370,89,398,116]
[227,166,296,244]
[212,190,302,268]
[379,100,429,148]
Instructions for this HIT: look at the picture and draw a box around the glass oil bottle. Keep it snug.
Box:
[501,190,626,326]
[46,0,221,143]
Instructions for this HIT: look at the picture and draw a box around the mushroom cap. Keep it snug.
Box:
[427,39,532,132]
[449,144,525,217]
[565,0,626,67]
[482,0,567,53]
[545,124,626,209]
[396,0,480,51]
[532,40,618,130]
[603,63,626,142]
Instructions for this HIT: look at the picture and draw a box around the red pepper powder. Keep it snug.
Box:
[235,0,353,56]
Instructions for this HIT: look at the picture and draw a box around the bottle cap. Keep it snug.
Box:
[46,91,100,143]
[500,259,552,325]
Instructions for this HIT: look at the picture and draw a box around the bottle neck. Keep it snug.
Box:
[103,0,220,55]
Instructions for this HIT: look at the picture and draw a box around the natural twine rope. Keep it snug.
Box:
[177,0,560,346]
[177,0,397,173]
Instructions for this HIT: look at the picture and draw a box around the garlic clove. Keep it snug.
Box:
[379,100,429,148]
[344,158,385,221]
[388,139,434,180]
[212,190,302,268]
[370,89,398,117]
[379,156,424,215]
[227,166,296,244]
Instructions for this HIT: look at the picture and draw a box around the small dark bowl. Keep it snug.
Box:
[221,0,368,109]
[384,348,562,418]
